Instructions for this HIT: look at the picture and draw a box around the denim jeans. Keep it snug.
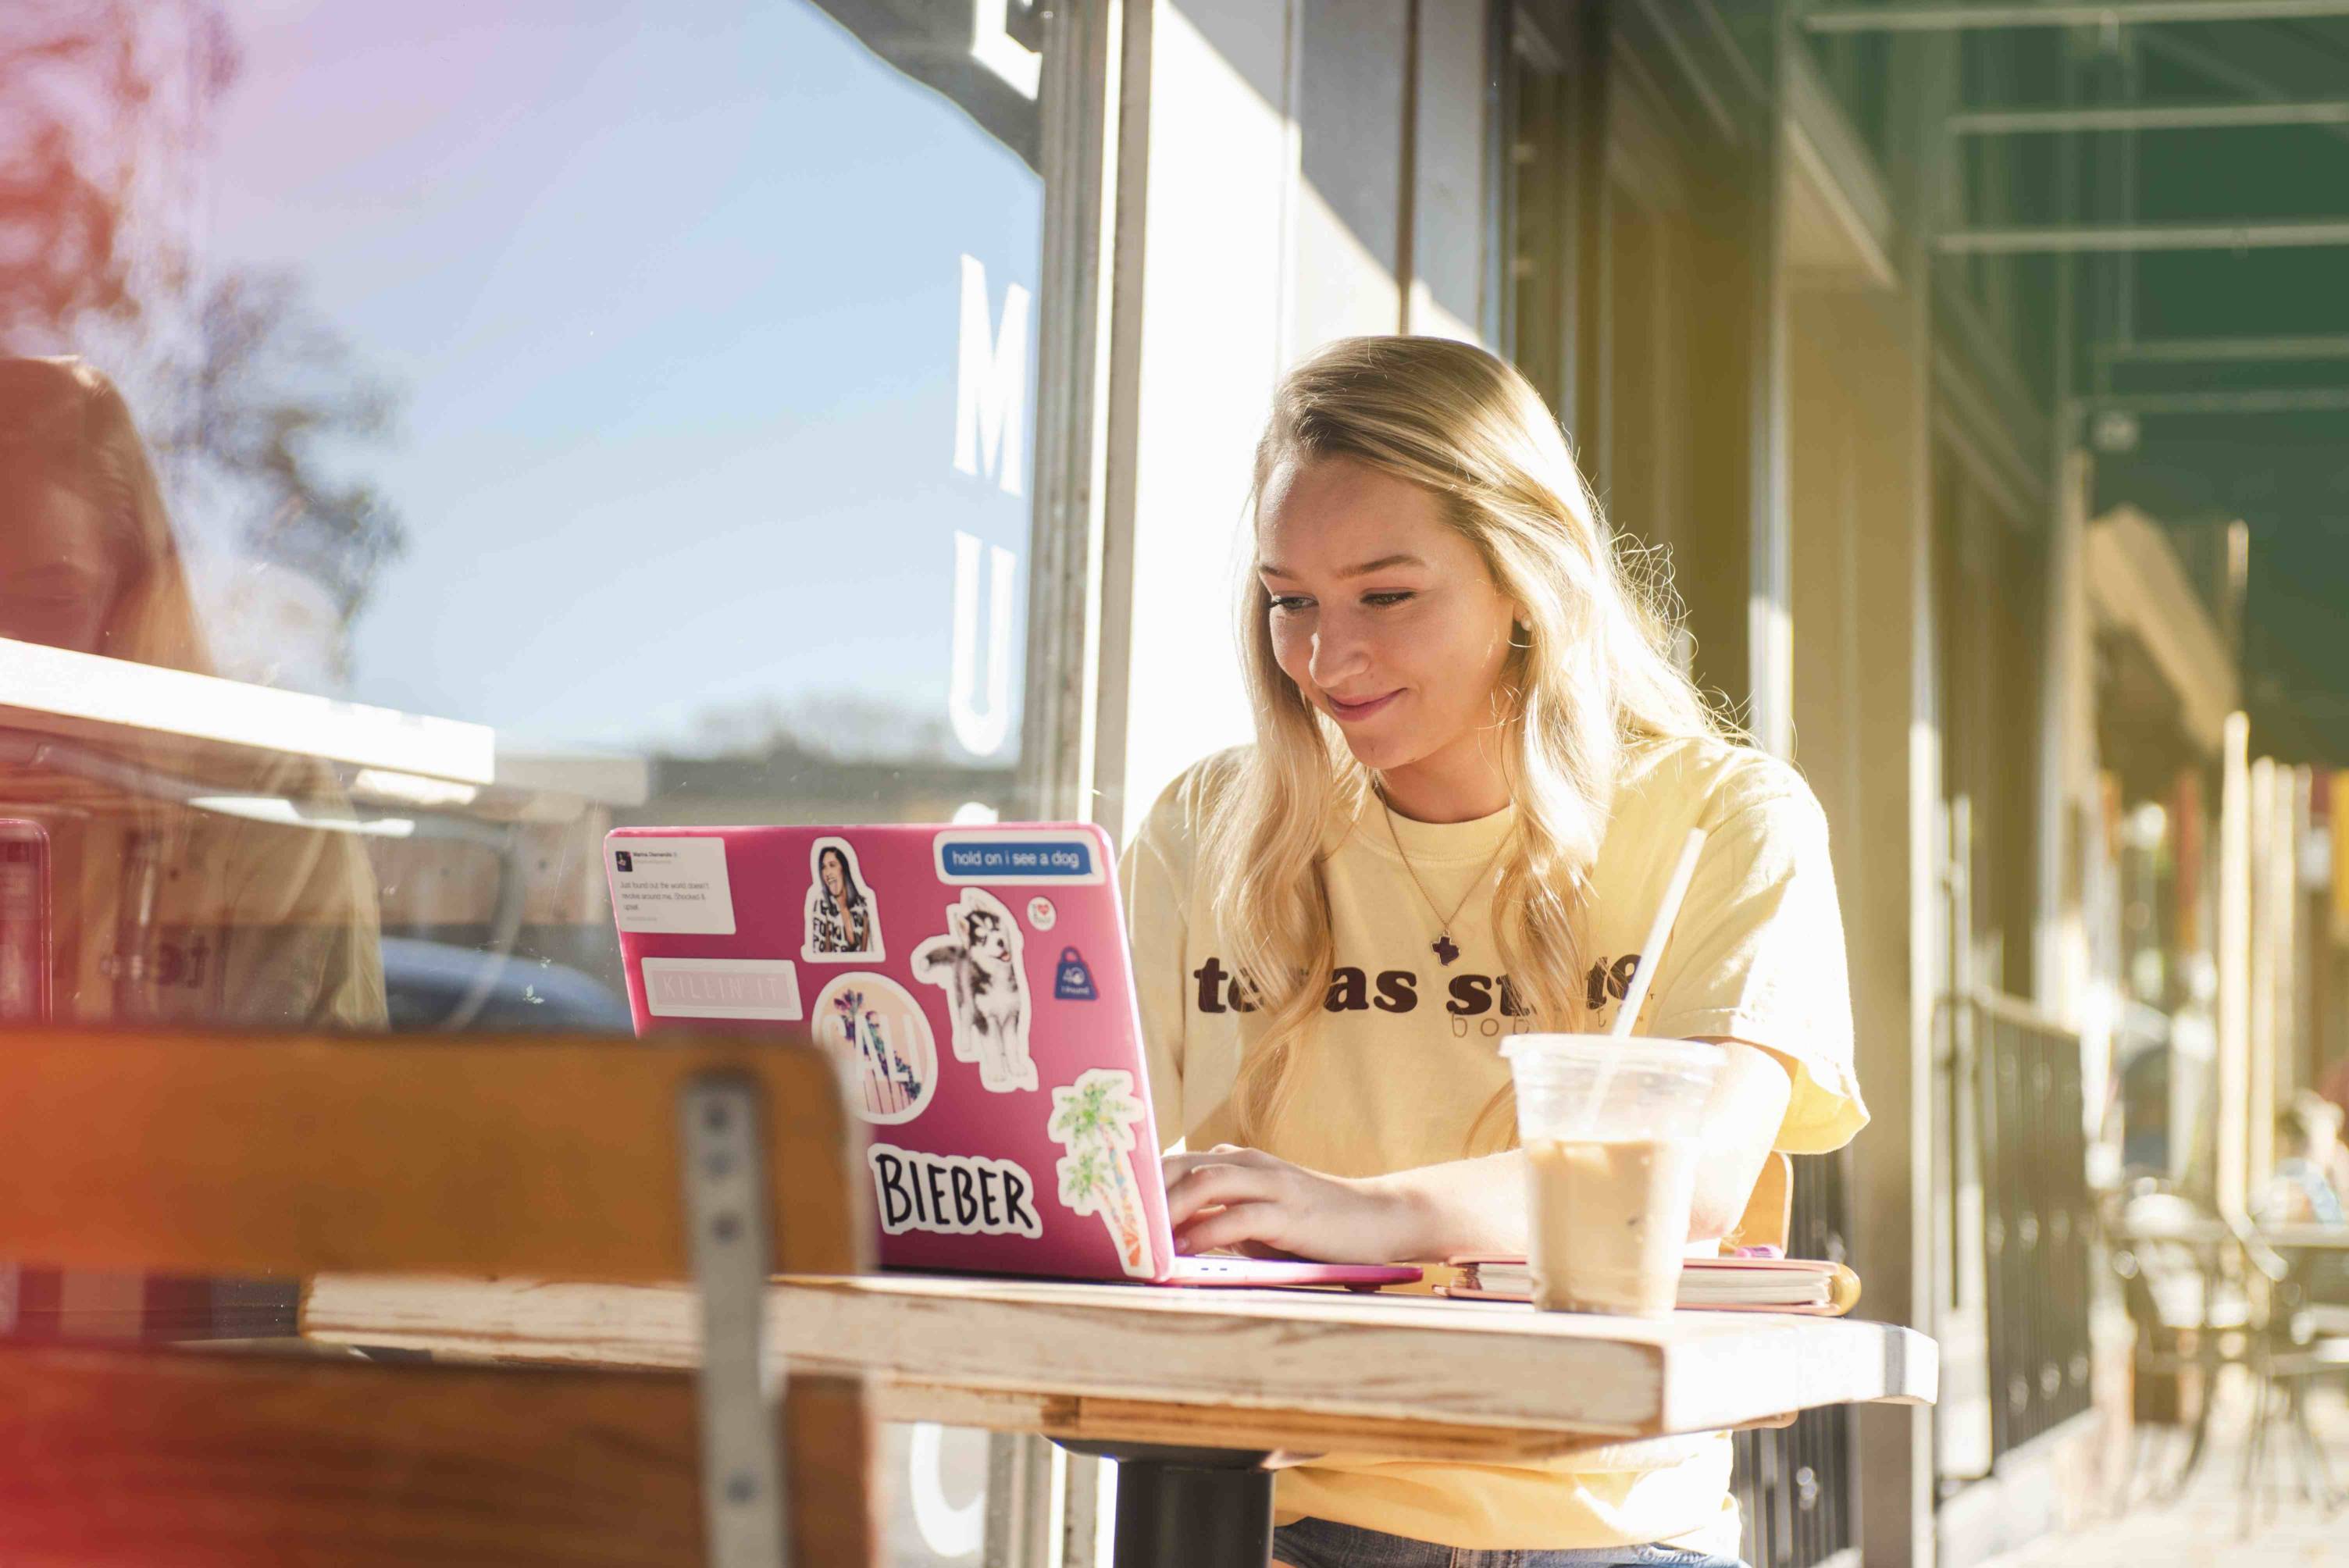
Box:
[1271,1516,1748,1568]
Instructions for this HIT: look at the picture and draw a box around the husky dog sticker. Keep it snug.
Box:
[912,887,1036,1092]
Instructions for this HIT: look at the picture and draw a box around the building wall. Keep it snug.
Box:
[1100,0,1488,839]
[1787,276,1944,1566]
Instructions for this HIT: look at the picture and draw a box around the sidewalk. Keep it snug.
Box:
[1979,1378,2349,1566]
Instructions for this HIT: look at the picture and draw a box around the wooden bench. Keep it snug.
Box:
[0,1028,875,1567]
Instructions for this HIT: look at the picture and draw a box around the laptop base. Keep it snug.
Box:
[1160,1256,1421,1289]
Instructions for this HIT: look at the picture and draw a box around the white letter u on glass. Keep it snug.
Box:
[950,530,1016,757]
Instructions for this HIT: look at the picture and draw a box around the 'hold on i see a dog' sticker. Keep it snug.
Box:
[932,829,1105,886]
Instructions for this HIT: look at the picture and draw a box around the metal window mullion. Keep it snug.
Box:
[1017,0,1126,827]
[1952,98,2349,134]
[1808,0,2349,32]
[984,1431,1060,1568]
[2080,387,2349,415]
[1936,219,2349,253]
[2094,332,2349,363]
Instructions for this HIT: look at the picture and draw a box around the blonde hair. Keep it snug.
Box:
[0,357,210,674]
[1204,335,1727,1150]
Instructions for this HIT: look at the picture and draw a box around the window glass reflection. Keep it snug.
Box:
[0,19,1052,1533]
[2,0,1049,1031]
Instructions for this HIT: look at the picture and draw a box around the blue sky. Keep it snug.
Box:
[209,0,1042,755]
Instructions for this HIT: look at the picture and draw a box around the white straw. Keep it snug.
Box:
[1608,827,1709,1040]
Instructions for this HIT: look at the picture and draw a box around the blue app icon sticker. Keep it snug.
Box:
[1053,946,1098,1002]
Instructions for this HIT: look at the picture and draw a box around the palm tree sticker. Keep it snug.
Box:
[1048,1068,1154,1278]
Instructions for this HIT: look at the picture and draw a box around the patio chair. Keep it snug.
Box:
[2105,1185,2252,1504]
[2225,1208,2349,1534]
[0,1027,877,1566]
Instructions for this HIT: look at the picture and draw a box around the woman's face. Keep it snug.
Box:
[0,481,120,656]
[1257,456,1518,782]
[822,854,847,898]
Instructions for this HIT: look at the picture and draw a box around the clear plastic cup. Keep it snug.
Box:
[1501,1035,1725,1317]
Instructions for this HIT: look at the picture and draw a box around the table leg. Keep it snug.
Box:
[1055,1441,1276,1568]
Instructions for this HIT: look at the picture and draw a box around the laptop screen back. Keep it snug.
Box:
[607,822,1177,1282]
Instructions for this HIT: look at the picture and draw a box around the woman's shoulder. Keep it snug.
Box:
[1614,733,1824,837]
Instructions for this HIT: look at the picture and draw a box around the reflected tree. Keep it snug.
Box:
[0,2,223,335]
[0,0,406,678]
[181,269,407,627]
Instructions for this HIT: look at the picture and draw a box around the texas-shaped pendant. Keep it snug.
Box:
[1432,932,1460,966]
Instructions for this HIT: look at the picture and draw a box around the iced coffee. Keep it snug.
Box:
[1502,1036,1723,1318]
[1524,1135,1703,1316]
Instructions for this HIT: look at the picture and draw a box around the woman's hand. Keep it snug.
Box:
[1164,1145,1424,1264]
[1158,1042,1792,1267]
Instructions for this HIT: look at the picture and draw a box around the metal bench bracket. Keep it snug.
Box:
[680,1074,787,1567]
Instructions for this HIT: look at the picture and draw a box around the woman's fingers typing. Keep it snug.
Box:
[1160,1144,1406,1261]
[1164,1159,1283,1227]
[1164,1143,1271,1181]
[1175,1200,1286,1256]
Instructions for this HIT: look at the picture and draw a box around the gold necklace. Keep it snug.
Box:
[1378,789,1508,968]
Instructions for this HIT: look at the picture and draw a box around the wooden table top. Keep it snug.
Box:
[305,1272,1937,1466]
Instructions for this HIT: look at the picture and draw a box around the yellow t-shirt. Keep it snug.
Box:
[1117,734,1867,1553]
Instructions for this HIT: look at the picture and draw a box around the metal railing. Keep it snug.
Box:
[1971,991,2097,1459]
[1734,1149,1855,1568]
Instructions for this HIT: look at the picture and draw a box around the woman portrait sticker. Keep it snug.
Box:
[802,836,885,962]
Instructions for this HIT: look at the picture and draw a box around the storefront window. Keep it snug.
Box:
[2,2,1057,1556]
[0,0,1054,1016]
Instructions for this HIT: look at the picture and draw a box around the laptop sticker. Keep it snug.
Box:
[1048,1069,1154,1278]
[608,836,736,934]
[867,1146,1043,1238]
[812,973,936,1124]
[912,888,1038,1093]
[933,829,1107,886]
[1052,946,1097,1001]
[1025,896,1057,932]
[640,957,803,1021]
[801,836,886,963]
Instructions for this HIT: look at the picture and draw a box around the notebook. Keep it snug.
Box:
[1439,1255,1862,1314]
[604,821,1419,1291]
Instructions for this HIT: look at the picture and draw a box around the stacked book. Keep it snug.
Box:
[1442,1256,1861,1315]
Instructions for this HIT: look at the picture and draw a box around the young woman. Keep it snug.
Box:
[1121,337,1866,1568]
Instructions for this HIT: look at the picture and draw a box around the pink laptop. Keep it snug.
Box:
[605,821,1418,1290]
